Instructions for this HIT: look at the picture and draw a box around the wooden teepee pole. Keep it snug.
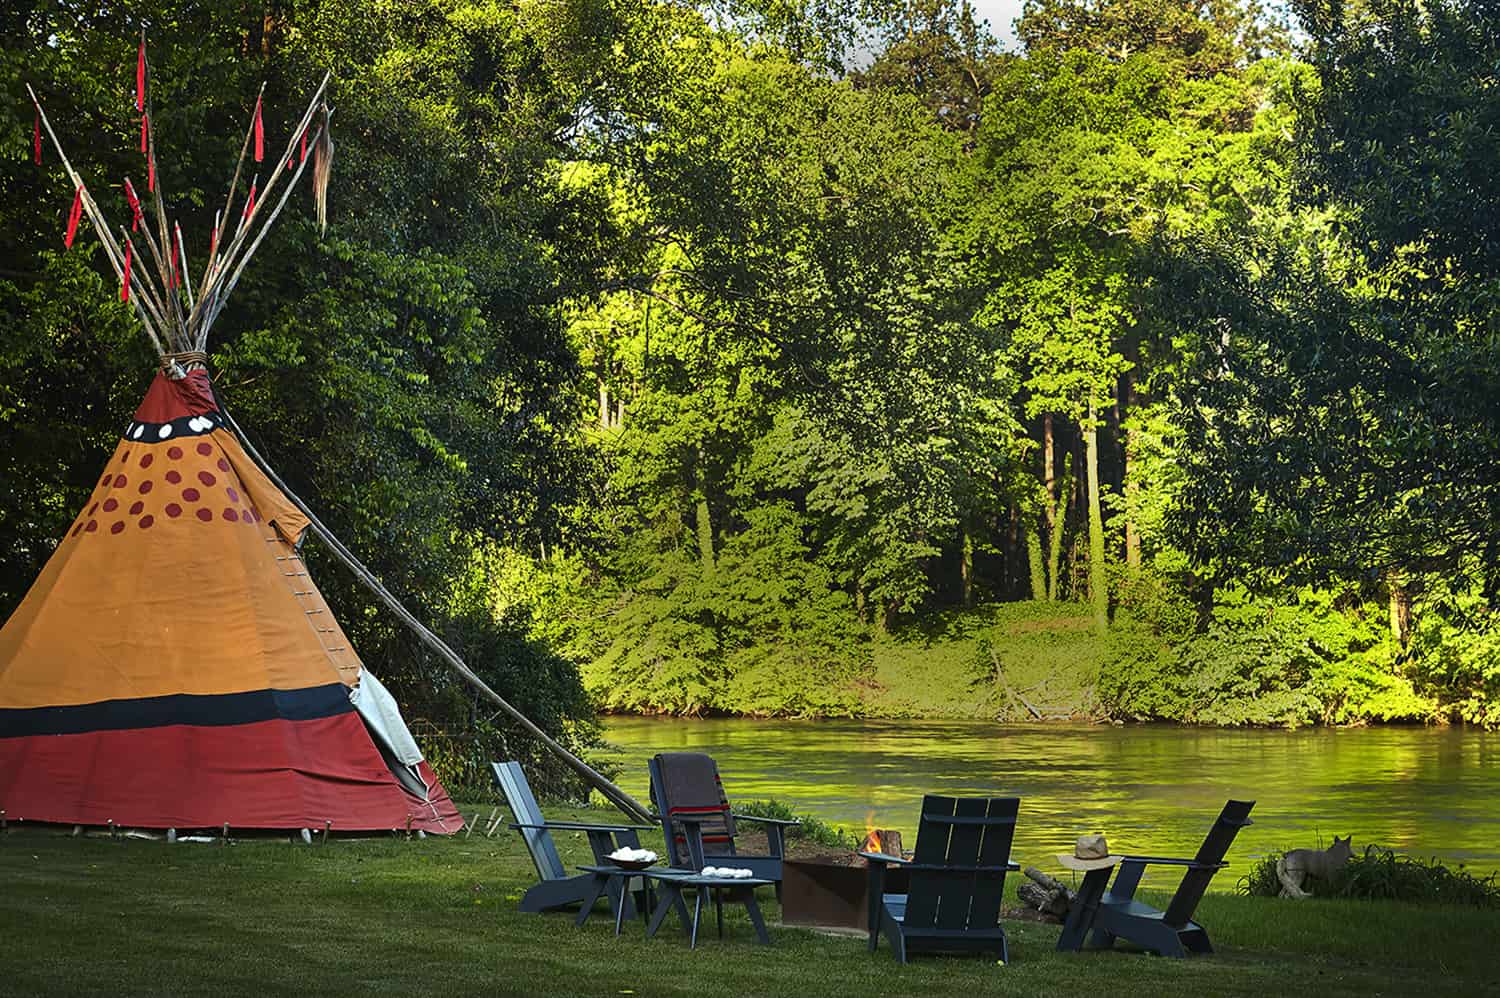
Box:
[27,84,166,357]
[219,406,653,824]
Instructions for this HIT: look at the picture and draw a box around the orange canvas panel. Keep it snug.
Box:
[0,375,349,708]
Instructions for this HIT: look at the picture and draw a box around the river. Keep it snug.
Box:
[600,717,1500,882]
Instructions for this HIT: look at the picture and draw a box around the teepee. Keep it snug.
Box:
[1,36,649,833]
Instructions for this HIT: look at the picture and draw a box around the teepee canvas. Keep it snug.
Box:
[0,41,463,833]
[0,369,461,833]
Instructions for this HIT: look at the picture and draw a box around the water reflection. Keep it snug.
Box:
[601,717,1500,884]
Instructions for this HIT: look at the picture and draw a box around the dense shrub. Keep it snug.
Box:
[1099,589,1434,726]
[734,799,860,851]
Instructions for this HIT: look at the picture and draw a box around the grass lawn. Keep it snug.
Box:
[2,806,1495,997]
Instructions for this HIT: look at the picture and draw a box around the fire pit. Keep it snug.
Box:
[780,827,910,931]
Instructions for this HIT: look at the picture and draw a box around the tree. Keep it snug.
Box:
[1169,1,1500,603]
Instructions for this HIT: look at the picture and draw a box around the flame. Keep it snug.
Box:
[861,810,881,853]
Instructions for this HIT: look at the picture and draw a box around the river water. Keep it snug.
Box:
[601,717,1500,882]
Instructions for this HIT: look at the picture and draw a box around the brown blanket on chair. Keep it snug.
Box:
[652,752,736,847]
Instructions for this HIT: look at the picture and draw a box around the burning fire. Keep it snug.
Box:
[861,810,881,853]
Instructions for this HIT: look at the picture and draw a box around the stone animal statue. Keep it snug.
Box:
[1276,836,1354,898]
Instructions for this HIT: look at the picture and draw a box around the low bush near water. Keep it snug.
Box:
[1241,848,1500,908]
[735,799,860,851]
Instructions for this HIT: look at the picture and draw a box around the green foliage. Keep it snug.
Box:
[1242,849,1500,908]
[733,799,860,850]
[1101,590,1434,726]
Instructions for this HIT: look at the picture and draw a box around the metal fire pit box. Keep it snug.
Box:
[781,858,910,930]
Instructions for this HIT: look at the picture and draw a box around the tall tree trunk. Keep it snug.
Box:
[597,377,610,431]
[961,525,974,606]
[1085,404,1108,632]
[1047,453,1073,601]
[1388,570,1412,646]
[1120,370,1140,569]
[1025,520,1047,601]
[1042,413,1056,595]
[694,447,714,575]
[695,495,715,574]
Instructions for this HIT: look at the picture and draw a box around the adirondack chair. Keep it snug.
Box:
[1060,798,1256,958]
[491,761,655,915]
[647,753,800,896]
[862,795,1021,964]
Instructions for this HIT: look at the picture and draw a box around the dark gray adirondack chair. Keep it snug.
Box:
[1063,798,1255,958]
[492,761,654,915]
[862,795,1021,963]
[647,753,800,896]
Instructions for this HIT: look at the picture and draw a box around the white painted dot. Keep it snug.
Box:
[157,423,173,439]
[131,424,145,440]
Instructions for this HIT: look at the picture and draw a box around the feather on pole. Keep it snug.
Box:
[125,178,142,231]
[312,104,333,235]
[64,185,83,248]
[253,95,264,162]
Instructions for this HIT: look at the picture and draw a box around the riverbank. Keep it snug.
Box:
[588,598,1444,726]
[2,811,1495,996]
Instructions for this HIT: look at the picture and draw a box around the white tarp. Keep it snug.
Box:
[349,668,424,766]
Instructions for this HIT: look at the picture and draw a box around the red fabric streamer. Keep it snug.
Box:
[147,155,155,193]
[33,113,41,164]
[244,177,257,220]
[121,240,132,302]
[64,185,83,249]
[141,113,148,153]
[299,127,307,163]
[253,96,264,163]
[169,230,180,289]
[136,40,146,112]
[124,178,142,232]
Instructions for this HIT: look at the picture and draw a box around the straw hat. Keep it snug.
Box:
[1057,833,1121,871]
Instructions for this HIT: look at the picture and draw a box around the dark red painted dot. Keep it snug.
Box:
[120,451,130,464]
[138,515,155,529]
[129,501,144,515]
[88,503,99,515]
[240,508,253,523]
[139,454,154,469]
[196,508,213,522]
[165,503,183,518]
[102,499,118,513]
[99,474,112,488]
[114,475,128,489]
[85,520,98,532]
[217,459,229,472]
[166,470,182,484]
[197,443,213,456]
[110,521,125,535]
[198,471,217,487]
[222,508,239,522]
[138,480,153,495]
[227,487,240,503]
[182,488,201,502]
[71,524,83,537]
[167,446,183,460]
